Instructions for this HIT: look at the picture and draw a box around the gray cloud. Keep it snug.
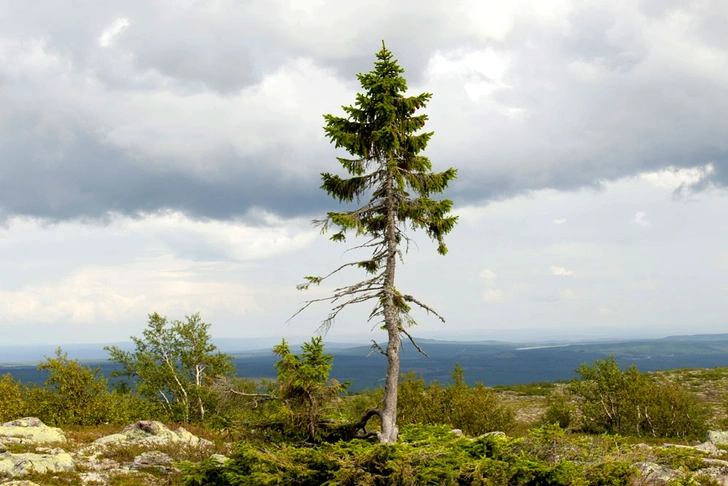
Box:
[1,0,727,223]
[0,115,331,221]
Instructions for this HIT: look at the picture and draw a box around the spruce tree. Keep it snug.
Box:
[295,42,457,443]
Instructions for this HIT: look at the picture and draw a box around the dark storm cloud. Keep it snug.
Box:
[0,114,330,221]
[1,0,727,222]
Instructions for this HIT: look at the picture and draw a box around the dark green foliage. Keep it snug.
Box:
[181,424,638,485]
[397,365,516,435]
[179,456,229,486]
[106,312,235,424]
[297,43,458,442]
[570,355,707,438]
[301,42,458,327]
[273,337,348,441]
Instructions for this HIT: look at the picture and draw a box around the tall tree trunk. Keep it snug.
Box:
[380,174,400,443]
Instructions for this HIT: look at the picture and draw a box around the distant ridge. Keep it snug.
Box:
[4,333,728,391]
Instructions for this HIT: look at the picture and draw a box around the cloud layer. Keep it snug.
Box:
[1,1,728,345]
[1,1,727,223]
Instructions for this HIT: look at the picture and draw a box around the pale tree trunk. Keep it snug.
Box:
[195,364,205,423]
[379,173,400,443]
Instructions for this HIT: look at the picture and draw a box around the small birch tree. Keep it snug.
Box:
[106,312,235,424]
[294,42,457,443]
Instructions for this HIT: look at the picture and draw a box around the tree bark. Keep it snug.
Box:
[379,172,400,443]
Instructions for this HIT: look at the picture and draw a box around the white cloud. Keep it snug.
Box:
[480,268,498,280]
[553,219,567,225]
[640,164,715,189]
[550,265,575,277]
[633,211,651,227]
[482,288,504,303]
[427,48,511,102]
[99,18,130,48]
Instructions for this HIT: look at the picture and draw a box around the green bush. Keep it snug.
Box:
[541,391,574,429]
[29,348,111,427]
[570,355,707,438]
[397,364,516,435]
[584,461,637,486]
[0,373,26,422]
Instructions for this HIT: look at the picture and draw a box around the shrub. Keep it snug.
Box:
[273,337,348,441]
[181,424,637,486]
[570,355,707,438]
[0,373,26,422]
[397,364,516,435]
[541,391,575,429]
[30,348,111,426]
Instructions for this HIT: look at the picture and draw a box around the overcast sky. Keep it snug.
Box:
[1,0,727,346]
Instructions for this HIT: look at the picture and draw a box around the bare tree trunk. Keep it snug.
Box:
[380,174,400,443]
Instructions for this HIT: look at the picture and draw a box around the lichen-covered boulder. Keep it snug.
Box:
[0,450,75,477]
[134,450,173,467]
[0,418,66,444]
[94,420,212,447]
[707,430,728,445]
[634,462,680,485]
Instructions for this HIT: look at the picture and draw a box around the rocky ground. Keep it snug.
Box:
[0,417,229,485]
[5,416,728,485]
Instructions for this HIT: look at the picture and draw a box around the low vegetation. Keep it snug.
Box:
[4,317,728,484]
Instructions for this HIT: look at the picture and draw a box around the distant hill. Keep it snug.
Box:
[3,334,728,391]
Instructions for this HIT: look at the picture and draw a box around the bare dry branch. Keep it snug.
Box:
[399,326,430,358]
[368,340,386,356]
[403,294,446,323]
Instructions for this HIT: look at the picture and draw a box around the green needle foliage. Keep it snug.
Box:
[273,337,348,442]
[295,42,457,443]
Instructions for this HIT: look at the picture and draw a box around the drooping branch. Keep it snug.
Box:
[368,340,386,356]
[399,326,430,358]
[403,294,446,323]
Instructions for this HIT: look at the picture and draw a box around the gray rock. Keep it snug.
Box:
[0,450,75,477]
[0,417,66,444]
[134,450,173,467]
[94,420,212,447]
[707,430,728,445]
[696,441,722,454]
[2,481,44,486]
[78,472,110,485]
[703,458,728,467]
[634,462,680,485]
[449,429,463,437]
